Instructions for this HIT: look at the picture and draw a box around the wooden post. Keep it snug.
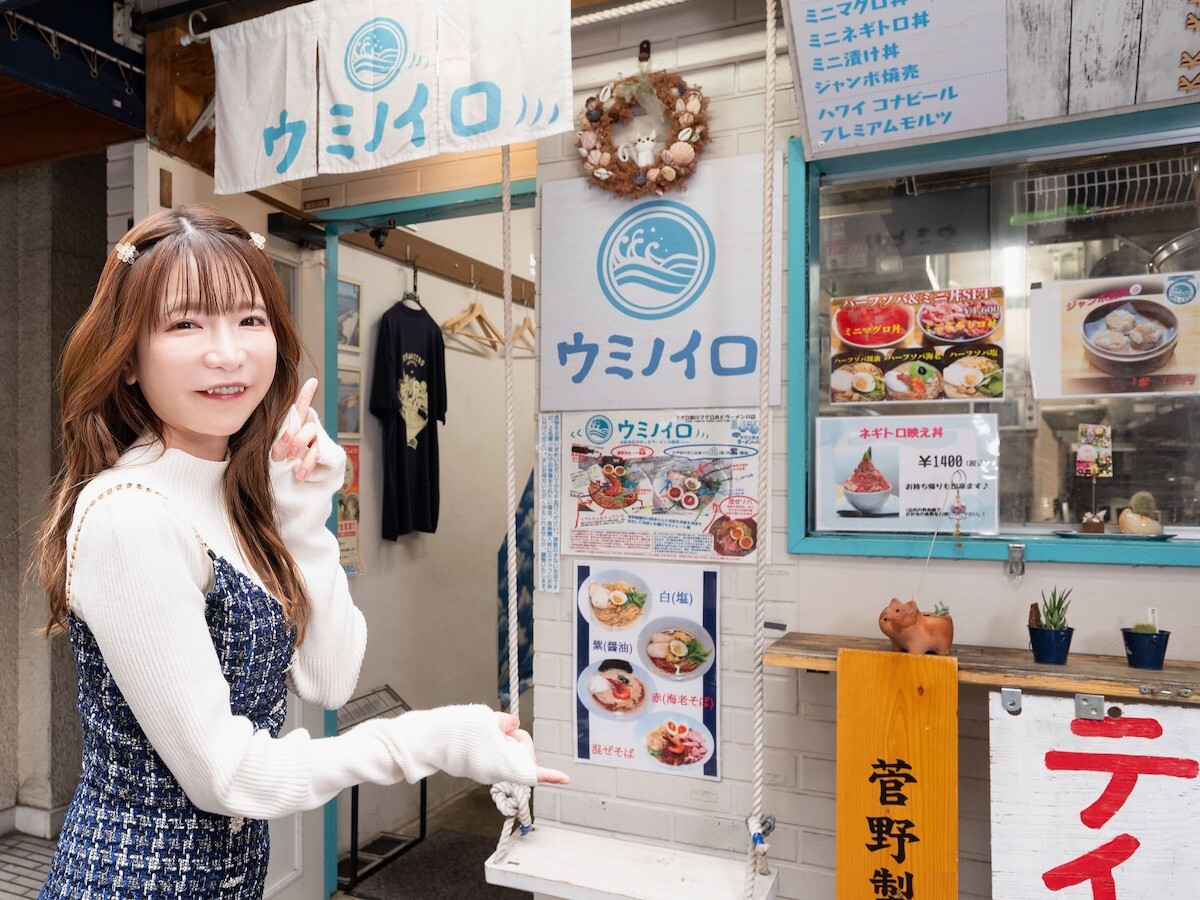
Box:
[836,648,958,899]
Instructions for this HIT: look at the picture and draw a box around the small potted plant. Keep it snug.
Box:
[1121,621,1171,670]
[1028,587,1073,665]
[1118,491,1164,535]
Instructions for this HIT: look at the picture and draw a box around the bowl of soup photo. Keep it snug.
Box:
[833,303,913,351]
[577,569,652,630]
[637,617,715,681]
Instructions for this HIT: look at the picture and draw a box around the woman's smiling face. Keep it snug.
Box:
[125,261,278,461]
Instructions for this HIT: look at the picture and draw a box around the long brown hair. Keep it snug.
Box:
[34,207,312,643]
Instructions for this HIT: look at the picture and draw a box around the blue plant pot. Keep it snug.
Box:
[1029,625,1074,665]
[1121,628,1170,670]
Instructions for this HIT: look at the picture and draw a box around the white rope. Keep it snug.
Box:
[746,0,778,895]
[493,143,533,861]
[571,0,695,28]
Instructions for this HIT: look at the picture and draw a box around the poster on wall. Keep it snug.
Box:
[561,409,761,563]
[788,0,1008,155]
[829,287,1005,404]
[540,152,783,411]
[337,442,364,576]
[1029,272,1200,399]
[574,560,718,780]
[536,414,562,593]
[990,692,1200,899]
[815,414,999,534]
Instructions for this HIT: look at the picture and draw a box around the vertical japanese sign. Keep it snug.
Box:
[211,0,572,194]
[990,692,1200,899]
[562,410,761,563]
[537,413,562,592]
[815,414,999,534]
[1029,273,1200,399]
[574,560,718,780]
[837,649,958,899]
[337,442,364,576]
[830,287,1005,404]
[540,153,783,411]
[790,0,1007,154]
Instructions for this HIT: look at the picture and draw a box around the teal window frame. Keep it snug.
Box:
[786,105,1200,567]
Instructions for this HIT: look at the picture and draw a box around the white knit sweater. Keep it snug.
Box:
[66,409,536,820]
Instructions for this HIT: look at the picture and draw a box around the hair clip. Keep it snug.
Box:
[114,242,139,264]
[249,232,266,251]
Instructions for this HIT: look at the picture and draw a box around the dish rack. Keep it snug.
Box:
[1011,155,1199,226]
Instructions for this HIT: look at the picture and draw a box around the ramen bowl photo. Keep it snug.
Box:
[576,659,652,721]
[636,712,714,769]
[1081,299,1179,376]
[637,616,716,681]
[577,569,652,630]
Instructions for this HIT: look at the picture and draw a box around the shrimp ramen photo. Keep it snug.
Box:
[584,660,647,715]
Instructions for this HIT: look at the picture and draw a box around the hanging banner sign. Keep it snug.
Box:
[211,0,573,194]
[574,560,719,781]
[990,692,1200,899]
[789,0,1007,155]
[540,153,783,411]
[562,409,762,564]
[830,286,1005,404]
[536,413,562,593]
[814,414,999,534]
[1029,272,1200,400]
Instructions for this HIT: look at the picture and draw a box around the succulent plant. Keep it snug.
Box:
[1033,587,1072,630]
[1131,622,1158,634]
[931,601,950,617]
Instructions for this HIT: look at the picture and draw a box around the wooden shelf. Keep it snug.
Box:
[765,633,1200,705]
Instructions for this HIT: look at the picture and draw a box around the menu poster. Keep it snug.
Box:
[1029,273,1200,399]
[830,287,1005,404]
[574,560,719,780]
[336,442,363,576]
[562,410,761,564]
[815,414,999,534]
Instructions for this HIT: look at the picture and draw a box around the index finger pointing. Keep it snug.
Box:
[295,377,318,422]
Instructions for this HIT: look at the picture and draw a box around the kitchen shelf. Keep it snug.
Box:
[765,632,1200,705]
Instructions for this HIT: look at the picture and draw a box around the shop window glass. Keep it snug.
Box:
[795,138,1200,562]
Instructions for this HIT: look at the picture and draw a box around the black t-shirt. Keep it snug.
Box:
[369,302,447,538]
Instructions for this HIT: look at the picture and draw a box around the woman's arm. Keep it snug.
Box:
[70,494,540,820]
[270,402,367,709]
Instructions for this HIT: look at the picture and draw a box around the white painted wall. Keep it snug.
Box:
[530,3,1199,899]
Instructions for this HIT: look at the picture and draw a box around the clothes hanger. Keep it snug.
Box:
[442,284,503,350]
[401,262,423,308]
[513,313,536,352]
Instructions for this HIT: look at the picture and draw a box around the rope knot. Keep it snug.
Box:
[491,782,532,826]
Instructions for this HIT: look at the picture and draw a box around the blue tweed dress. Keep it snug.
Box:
[41,551,295,899]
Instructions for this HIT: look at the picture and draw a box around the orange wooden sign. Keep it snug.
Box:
[836,648,958,899]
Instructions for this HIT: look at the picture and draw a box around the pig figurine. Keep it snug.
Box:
[878,598,954,656]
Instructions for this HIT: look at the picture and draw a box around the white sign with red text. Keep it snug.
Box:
[815,413,998,534]
[990,692,1200,899]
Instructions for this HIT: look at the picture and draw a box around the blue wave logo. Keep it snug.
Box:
[344,18,407,92]
[596,201,716,320]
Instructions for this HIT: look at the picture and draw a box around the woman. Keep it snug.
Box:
[32,207,565,898]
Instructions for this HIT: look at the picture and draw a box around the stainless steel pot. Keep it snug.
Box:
[1150,226,1200,272]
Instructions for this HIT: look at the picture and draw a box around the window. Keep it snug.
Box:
[788,119,1200,566]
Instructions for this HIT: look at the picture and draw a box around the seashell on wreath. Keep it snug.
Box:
[574,68,710,200]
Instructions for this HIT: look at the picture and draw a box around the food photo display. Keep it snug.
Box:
[829,286,1005,404]
[574,561,719,779]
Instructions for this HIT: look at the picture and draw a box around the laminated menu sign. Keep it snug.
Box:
[1028,272,1200,400]
[574,560,718,780]
[830,287,1005,404]
[561,410,761,564]
[815,414,999,534]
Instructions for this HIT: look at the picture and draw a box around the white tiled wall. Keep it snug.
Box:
[531,4,994,898]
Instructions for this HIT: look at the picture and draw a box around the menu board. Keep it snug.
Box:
[1029,273,1200,399]
[815,414,1000,534]
[830,287,1005,404]
[574,560,719,781]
